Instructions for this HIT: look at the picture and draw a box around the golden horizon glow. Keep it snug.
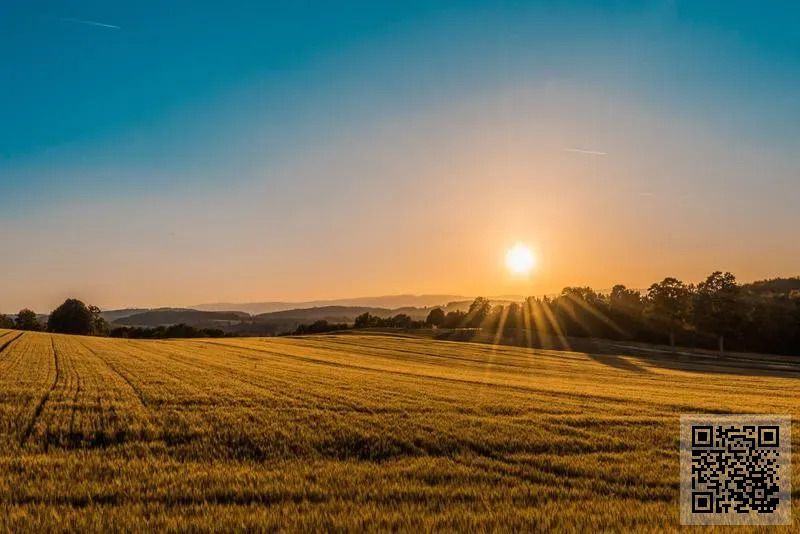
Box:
[505,243,536,275]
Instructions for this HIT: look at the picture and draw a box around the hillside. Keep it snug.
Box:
[110,305,440,335]
[100,308,157,322]
[193,295,469,315]
[743,276,800,296]
[112,309,250,327]
[0,328,798,530]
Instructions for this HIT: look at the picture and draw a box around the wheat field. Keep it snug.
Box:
[0,328,798,532]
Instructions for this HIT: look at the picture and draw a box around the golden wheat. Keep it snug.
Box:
[0,328,798,532]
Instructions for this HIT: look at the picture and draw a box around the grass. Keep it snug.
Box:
[0,327,798,531]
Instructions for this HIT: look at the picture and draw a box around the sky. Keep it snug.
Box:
[1,1,799,312]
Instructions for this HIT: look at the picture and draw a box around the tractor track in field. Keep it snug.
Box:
[19,338,61,447]
[0,332,24,357]
[83,342,149,409]
[68,368,83,436]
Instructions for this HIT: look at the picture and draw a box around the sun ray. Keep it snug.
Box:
[564,293,627,337]
[540,300,571,351]
[522,299,533,351]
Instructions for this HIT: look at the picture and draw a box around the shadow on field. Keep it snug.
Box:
[607,344,800,379]
[587,353,650,374]
[429,329,800,379]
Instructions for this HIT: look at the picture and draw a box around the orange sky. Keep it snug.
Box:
[2,84,798,312]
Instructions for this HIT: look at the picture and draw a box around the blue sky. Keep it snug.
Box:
[1,1,799,310]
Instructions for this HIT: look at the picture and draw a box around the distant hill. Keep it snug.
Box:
[101,309,153,322]
[113,310,250,327]
[743,277,800,296]
[256,306,386,320]
[193,295,469,315]
[254,305,436,321]
[101,307,201,322]
[106,298,530,335]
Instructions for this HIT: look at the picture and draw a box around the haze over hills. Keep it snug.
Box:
[191,295,475,315]
[112,310,250,327]
[104,299,540,336]
[97,277,800,335]
[20,279,800,321]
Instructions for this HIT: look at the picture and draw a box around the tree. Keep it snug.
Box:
[503,303,522,331]
[88,305,109,336]
[466,297,491,328]
[48,299,104,335]
[15,309,42,331]
[694,271,741,353]
[443,310,466,329]
[552,287,612,338]
[425,308,445,328]
[0,314,14,329]
[610,285,643,311]
[647,277,691,347]
[354,312,378,329]
[389,314,412,328]
[609,285,645,339]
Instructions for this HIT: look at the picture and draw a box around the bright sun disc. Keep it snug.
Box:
[506,243,535,274]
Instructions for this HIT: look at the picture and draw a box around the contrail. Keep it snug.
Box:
[62,17,120,29]
[564,148,607,156]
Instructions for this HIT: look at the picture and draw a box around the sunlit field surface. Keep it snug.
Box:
[1,328,799,532]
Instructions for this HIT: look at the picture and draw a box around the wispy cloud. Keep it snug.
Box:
[564,147,607,156]
[61,17,120,30]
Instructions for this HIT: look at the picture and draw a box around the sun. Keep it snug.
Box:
[505,243,536,274]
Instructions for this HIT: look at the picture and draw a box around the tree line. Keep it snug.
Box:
[0,299,109,335]
[293,272,800,356]
[3,272,799,354]
[0,298,229,339]
[109,324,230,339]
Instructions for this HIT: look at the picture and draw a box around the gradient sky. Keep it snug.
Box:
[2,1,799,312]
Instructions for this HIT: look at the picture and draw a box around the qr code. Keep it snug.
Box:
[680,415,791,525]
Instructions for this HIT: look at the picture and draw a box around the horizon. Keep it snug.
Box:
[2,1,799,312]
[5,271,798,315]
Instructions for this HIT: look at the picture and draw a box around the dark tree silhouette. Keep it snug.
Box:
[48,299,104,335]
[354,312,378,329]
[694,271,741,353]
[443,310,466,329]
[388,314,413,328]
[15,309,42,331]
[466,297,491,328]
[0,314,15,329]
[293,320,349,335]
[610,285,643,312]
[608,285,645,339]
[647,278,691,347]
[425,308,445,327]
[503,302,522,331]
[110,324,227,339]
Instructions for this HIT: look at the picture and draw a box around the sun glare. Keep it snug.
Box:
[505,243,536,275]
